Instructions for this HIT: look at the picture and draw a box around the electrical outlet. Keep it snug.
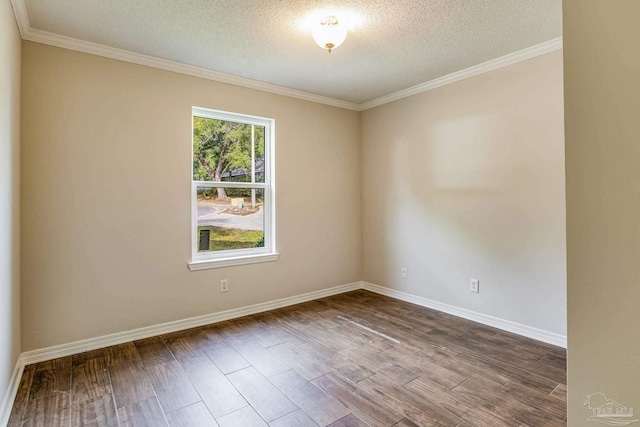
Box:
[470,279,479,293]
[402,267,408,279]
[220,279,229,293]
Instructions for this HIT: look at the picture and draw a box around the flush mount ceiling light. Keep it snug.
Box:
[312,16,347,53]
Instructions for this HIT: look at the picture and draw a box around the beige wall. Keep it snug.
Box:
[20,42,361,351]
[19,27,568,356]
[361,51,567,336]
[0,0,21,412]
[564,1,640,424]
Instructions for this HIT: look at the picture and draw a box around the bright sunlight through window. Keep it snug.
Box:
[189,107,277,270]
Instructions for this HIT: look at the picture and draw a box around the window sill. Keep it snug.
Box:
[188,252,280,271]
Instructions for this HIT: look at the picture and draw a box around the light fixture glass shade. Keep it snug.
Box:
[312,16,347,53]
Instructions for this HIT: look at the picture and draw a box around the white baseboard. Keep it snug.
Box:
[11,279,566,393]
[21,282,361,366]
[19,280,565,366]
[361,282,567,348]
[4,280,565,425]
[0,357,25,427]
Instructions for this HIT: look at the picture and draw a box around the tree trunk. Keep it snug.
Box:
[214,144,229,200]
[197,155,227,199]
[215,187,227,199]
[197,155,217,180]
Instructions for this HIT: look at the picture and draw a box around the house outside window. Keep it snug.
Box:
[188,107,278,270]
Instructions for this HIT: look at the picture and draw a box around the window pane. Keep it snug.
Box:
[193,117,265,183]
[253,125,266,183]
[196,187,265,252]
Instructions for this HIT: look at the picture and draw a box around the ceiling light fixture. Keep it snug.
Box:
[312,16,347,53]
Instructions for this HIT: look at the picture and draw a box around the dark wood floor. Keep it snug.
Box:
[8,290,567,427]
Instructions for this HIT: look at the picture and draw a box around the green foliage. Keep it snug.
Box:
[193,116,265,183]
[199,188,217,199]
[224,188,263,199]
[255,235,265,248]
[197,226,264,251]
[196,188,263,201]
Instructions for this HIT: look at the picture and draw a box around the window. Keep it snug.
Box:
[188,107,277,270]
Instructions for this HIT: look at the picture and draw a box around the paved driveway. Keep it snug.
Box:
[197,201,263,231]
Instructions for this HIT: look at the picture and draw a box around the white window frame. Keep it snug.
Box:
[188,107,278,271]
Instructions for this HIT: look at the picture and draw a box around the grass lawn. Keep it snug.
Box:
[198,226,263,251]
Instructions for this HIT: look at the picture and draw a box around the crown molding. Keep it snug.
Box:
[23,28,362,111]
[10,0,561,112]
[9,0,361,112]
[359,37,563,110]
[9,0,29,37]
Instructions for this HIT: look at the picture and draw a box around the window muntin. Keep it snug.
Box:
[191,107,275,267]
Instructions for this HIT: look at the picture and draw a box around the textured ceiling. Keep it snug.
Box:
[23,0,562,104]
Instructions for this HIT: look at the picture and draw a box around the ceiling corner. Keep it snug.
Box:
[9,0,30,38]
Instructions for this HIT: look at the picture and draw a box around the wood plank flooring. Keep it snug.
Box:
[7,290,567,426]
